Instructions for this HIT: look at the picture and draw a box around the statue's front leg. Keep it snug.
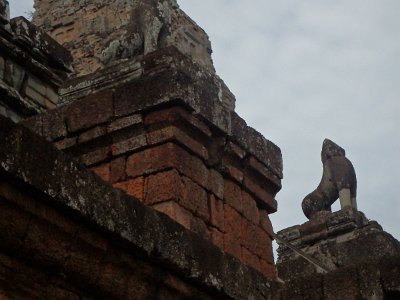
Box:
[339,188,352,209]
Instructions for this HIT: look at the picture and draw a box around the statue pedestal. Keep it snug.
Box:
[276,208,400,281]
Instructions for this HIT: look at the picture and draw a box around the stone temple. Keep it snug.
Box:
[0,0,399,299]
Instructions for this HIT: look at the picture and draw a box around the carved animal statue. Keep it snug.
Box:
[101,0,175,65]
[302,139,357,219]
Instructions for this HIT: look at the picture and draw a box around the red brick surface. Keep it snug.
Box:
[147,126,208,159]
[209,195,224,232]
[91,163,110,182]
[108,114,142,132]
[242,191,260,224]
[78,125,107,144]
[243,176,277,212]
[80,147,111,166]
[224,180,242,213]
[260,210,274,237]
[180,176,209,221]
[144,169,181,205]
[125,177,144,201]
[111,134,147,156]
[223,205,243,259]
[242,247,261,273]
[210,227,224,249]
[208,170,224,199]
[152,201,192,230]
[110,156,126,183]
[144,107,211,137]
[28,99,279,278]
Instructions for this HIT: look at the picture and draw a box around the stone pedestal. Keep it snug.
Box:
[276,208,400,281]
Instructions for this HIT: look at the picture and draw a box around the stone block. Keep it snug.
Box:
[190,217,211,241]
[225,141,246,160]
[223,179,242,214]
[259,260,277,280]
[91,163,110,182]
[152,201,192,230]
[180,176,209,221]
[144,169,181,205]
[127,143,209,189]
[54,136,77,150]
[46,86,59,104]
[242,247,261,274]
[209,195,225,232]
[231,112,283,182]
[144,106,212,138]
[25,86,47,106]
[108,114,142,132]
[126,143,176,178]
[41,110,67,141]
[259,210,274,237]
[242,221,266,260]
[125,177,144,201]
[78,125,107,144]
[210,227,224,249]
[207,169,224,199]
[224,204,243,259]
[66,89,114,133]
[4,60,25,91]
[79,147,111,166]
[242,191,260,225]
[147,126,208,160]
[27,75,47,96]
[243,176,277,213]
[224,165,244,184]
[110,156,126,183]
[111,134,147,156]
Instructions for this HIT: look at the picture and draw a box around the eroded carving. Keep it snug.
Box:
[0,0,10,24]
[302,139,357,219]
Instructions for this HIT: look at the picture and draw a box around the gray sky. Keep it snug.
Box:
[11,1,400,246]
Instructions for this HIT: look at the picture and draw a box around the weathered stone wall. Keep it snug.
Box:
[0,114,278,299]
[33,0,215,76]
[276,208,400,282]
[23,47,283,280]
[0,13,73,121]
[277,259,400,299]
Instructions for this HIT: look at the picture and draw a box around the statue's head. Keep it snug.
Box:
[321,139,345,163]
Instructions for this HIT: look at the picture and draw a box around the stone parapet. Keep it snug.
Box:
[0,16,73,121]
[0,114,279,299]
[276,208,400,281]
[22,48,282,279]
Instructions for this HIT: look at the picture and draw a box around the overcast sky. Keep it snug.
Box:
[11,1,400,248]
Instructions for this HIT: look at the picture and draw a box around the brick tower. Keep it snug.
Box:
[27,0,283,279]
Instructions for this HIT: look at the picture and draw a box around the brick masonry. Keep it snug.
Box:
[23,91,282,279]
[0,115,278,299]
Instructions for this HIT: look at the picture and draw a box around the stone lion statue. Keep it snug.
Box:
[302,139,357,219]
